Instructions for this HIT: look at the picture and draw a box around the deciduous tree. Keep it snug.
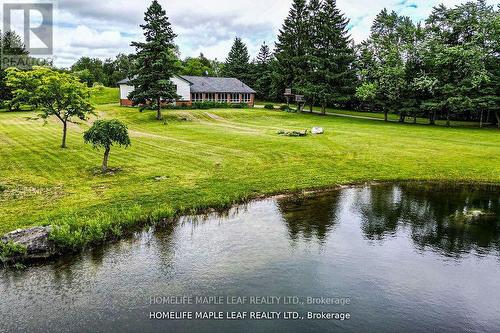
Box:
[84,119,131,173]
[6,67,94,148]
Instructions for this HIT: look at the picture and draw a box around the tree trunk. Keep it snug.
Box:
[399,112,405,123]
[446,108,451,127]
[321,103,326,115]
[480,110,484,128]
[102,146,111,173]
[495,111,500,129]
[156,98,162,120]
[429,110,435,125]
[61,121,68,148]
[384,109,388,122]
[413,115,417,124]
[309,98,315,113]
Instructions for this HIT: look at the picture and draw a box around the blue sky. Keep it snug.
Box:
[2,0,495,67]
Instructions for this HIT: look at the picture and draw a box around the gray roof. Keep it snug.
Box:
[118,75,256,94]
[117,75,192,85]
[180,76,255,94]
[117,77,131,84]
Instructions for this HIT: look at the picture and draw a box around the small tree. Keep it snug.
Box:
[6,66,94,148]
[84,120,131,173]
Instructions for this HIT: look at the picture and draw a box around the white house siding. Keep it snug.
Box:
[171,76,191,101]
[119,77,191,102]
[119,84,135,100]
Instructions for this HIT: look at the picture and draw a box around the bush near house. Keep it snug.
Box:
[163,101,251,110]
[280,105,294,112]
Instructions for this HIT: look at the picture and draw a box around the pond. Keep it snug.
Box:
[1,183,500,333]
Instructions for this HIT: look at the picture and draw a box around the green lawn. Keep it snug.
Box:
[1,103,499,248]
[90,87,120,105]
[255,101,491,128]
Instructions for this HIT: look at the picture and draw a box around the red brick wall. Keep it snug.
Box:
[120,99,133,106]
[120,97,253,107]
[249,94,255,107]
[175,101,192,107]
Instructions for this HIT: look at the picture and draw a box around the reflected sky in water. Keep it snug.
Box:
[1,183,499,333]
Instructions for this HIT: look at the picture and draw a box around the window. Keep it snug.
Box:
[191,93,203,102]
[230,93,240,103]
[206,93,215,101]
[242,93,251,103]
[218,93,227,102]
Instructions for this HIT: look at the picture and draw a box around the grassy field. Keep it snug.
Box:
[255,101,492,128]
[90,87,120,105]
[1,98,499,248]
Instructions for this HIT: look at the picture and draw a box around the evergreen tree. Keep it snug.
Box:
[0,30,29,109]
[304,0,357,113]
[301,0,322,111]
[253,42,274,100]
[222,37,251,84]
[274,0,310,97]
[128,0,179,120]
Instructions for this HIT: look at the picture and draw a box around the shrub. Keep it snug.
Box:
[264,104,275,110]
[163,101,235,110]
[277,129,308,137]
[280,105,295,112]
[0,241,27,263]
[231,103,247,109]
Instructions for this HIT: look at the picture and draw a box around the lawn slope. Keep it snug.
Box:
[1,105,499,247]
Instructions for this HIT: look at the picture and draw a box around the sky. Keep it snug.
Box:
[1,0,495,67]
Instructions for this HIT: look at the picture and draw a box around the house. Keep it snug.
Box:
[118,75,256,107]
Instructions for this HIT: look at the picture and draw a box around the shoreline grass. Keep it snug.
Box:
[1,102,499,251]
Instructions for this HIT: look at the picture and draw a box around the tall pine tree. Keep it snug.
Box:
[274,0,310,97]
[305,0,357,113]
[0,31,29,109]
[253,42,274,100]
[222,37,251,84]
[129,0,179,120]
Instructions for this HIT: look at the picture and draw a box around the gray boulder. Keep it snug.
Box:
[1,226,56,261]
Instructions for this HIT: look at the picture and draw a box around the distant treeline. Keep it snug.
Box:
[0,0,498,126]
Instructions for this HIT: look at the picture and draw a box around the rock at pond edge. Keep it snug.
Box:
[1,226,56,261]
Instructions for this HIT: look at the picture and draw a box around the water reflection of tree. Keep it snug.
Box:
[356,186,403,240]
[276,192,340,243]
[355,184,500,257]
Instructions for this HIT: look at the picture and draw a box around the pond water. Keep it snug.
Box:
[1,183,500,333]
